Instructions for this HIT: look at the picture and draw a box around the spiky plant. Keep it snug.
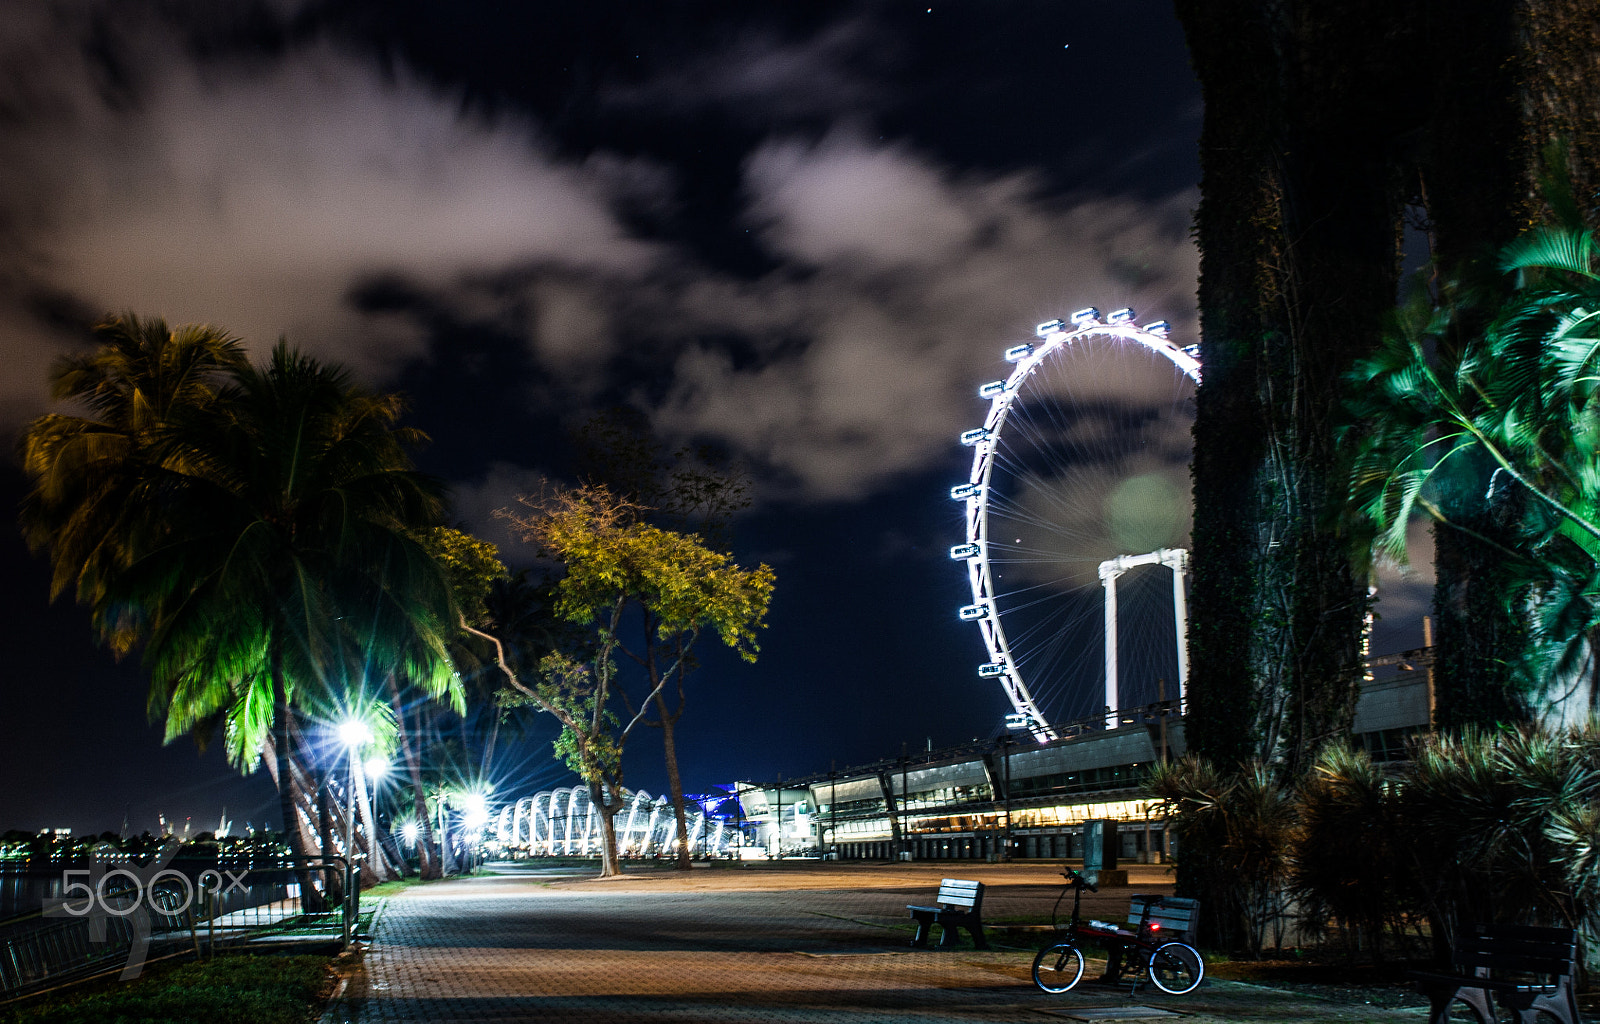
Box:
[1148,756,1297,956]
[1291,744,1418,961]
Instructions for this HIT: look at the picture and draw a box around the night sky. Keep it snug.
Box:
[0,0,1429,836]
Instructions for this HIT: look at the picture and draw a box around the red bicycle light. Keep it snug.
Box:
[1150,923,1160,930]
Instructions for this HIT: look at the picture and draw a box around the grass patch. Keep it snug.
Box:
[361,875,441,898]
[0,953,335,1024]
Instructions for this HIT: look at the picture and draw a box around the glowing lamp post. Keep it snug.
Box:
[460,792,490,871]
[336,718,372,946]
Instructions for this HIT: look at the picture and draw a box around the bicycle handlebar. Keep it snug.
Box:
[1061,867,1097,893]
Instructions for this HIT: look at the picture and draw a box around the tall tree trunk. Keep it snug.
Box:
[1268,0,1414,775]
[1177,0,1292,774]
[271,663,328,911]
[593,782,622,878]
[1179,0,1413,777]
[654,689,693,869]
[315,764,348,907]
[386,673,439,879]
[352,758,399,883]
[1417,0,1600,727]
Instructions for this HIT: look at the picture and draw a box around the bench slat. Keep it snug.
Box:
[1126,895,1199,941]
[1411,924,1579,1024]
[908,879,988,951]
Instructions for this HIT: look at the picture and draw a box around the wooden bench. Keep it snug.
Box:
[1410,923,1579,1024]
[1077,894,1201,983]
[907,878,988,949]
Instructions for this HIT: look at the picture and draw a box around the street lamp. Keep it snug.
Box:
[336,718,372,945]
[460,791,490,871]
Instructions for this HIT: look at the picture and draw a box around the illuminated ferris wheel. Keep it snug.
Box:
[952,309,1201,742]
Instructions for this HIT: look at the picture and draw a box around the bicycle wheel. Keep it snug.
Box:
[1147,941,1203,995]
[1032,942,1086,993]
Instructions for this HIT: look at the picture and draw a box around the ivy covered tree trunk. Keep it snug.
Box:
[1177,0,1285,773]
[1417,0,1600,729]
[1179,0,1406,777]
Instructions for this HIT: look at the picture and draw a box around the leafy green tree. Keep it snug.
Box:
[470,483,773,874]
[570,415,760,867]
[1176,1,1600,776]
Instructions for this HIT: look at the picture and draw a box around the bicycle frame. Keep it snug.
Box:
[1035,868,1205,996]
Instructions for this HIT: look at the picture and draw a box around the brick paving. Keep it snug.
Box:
[321,863,1428,1024]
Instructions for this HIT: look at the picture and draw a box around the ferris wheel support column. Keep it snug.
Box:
[1099,562,1121,730]
[1159,548,1190,711]
[1099,548,1191,730]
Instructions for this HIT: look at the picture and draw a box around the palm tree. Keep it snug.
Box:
[123,342,462,866]
[1348,214,1600,723]
[18,314,246,638]
[22,327,462,874]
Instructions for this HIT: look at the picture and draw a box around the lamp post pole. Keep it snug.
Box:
[829,765,837,861]
[1001,732,1013,862]
[346,749,358,870]
[335,718,372,949]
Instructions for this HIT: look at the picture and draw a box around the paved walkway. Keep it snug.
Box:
[321,863,1429,1024]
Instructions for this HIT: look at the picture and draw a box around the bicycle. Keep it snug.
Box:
[1031,868,1205,996]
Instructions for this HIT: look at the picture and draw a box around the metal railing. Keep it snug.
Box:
[0,853,363,999]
